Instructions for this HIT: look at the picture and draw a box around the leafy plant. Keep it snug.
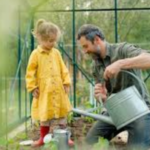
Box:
[83,101,94,109]
[82,124,87,135]
[42,140,58,150]
[16,132,27,140]
[0,137,7,146]
[67,112,74,125]
[84,116,95,123]
[93,137,109,150]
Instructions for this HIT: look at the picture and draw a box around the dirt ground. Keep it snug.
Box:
[0,117,127,150]
[68,117,127,150]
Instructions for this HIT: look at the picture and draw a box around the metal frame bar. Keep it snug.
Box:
[72,0,76,108]
[23,7,150,13]
[18,6,22,119]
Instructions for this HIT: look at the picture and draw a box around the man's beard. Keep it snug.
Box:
[90,45,101,60]
[95,45,101,55]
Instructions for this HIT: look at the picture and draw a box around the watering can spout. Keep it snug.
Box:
[72,108,114,125]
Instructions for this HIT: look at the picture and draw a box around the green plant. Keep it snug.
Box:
[42,140,58,150]
[82,124,87,135]
[0,137,7,146]
[82,101,98,123]
[83,101,94,109]
[93,137,109,150]
[67,112,74,125]
[16,132,27,140]
[84,116,95,123]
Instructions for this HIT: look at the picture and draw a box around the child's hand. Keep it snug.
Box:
[63,85,70,94]
[32,88,39,99]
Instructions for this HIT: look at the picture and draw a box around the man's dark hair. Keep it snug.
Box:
[77,24,105,42]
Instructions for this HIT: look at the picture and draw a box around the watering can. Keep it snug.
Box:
[43,129,71,150]
[72,70,150,129]
[53,129,70,150]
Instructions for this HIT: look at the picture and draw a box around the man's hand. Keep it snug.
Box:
[104,61,121,80]
[94,83,107,103]
[32,88,39,99]
[63,85,70,94]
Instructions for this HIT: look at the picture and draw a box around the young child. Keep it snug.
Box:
[26,19,73,147]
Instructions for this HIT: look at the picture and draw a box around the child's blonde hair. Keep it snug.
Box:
[33,19,61,41]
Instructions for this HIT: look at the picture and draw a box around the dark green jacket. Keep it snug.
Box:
[92,42,150,103]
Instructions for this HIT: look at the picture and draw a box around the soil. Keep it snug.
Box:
[0,117,127,150]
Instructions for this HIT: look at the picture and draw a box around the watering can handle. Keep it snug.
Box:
[98,96,104,107]
[120,70,148,99]
[98,70,148,104]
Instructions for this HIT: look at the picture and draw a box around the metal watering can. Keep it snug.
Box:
[53,129,70,150]
[73,70,150,129]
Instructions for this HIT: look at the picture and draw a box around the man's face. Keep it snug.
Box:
[79,36,100,55]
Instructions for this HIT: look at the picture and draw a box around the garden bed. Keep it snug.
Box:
[0,116,127,150]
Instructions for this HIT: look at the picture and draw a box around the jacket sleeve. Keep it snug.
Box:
[118,42,149,59]
[57,51,71,86]
[26,50,38,92]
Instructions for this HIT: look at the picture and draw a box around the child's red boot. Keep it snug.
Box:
[32,126,49,147]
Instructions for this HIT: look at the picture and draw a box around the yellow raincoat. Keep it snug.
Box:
[26,46,72,121]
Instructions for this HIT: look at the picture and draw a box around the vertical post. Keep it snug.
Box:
[114,0,118,43]
[30,15,34,114]
[0,78,2,136]
[25,83,28,135]
[72,0,76,108]
[18,6,21,119]
[5,76,8,148]
[31,15,35,53]
[25,41,28,135]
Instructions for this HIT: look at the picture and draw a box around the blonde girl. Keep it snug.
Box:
[26,19,72,147]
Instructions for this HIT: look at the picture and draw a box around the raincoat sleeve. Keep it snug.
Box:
[26,50,38,92]
[57,51,71,86]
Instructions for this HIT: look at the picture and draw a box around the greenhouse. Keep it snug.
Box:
[1,0,150,149]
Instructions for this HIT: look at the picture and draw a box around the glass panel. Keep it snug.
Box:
[118,11,150,49]
[75,0,114,9]
[38,0,72,11]
[75,11,115,42]
[118,0,150,8]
